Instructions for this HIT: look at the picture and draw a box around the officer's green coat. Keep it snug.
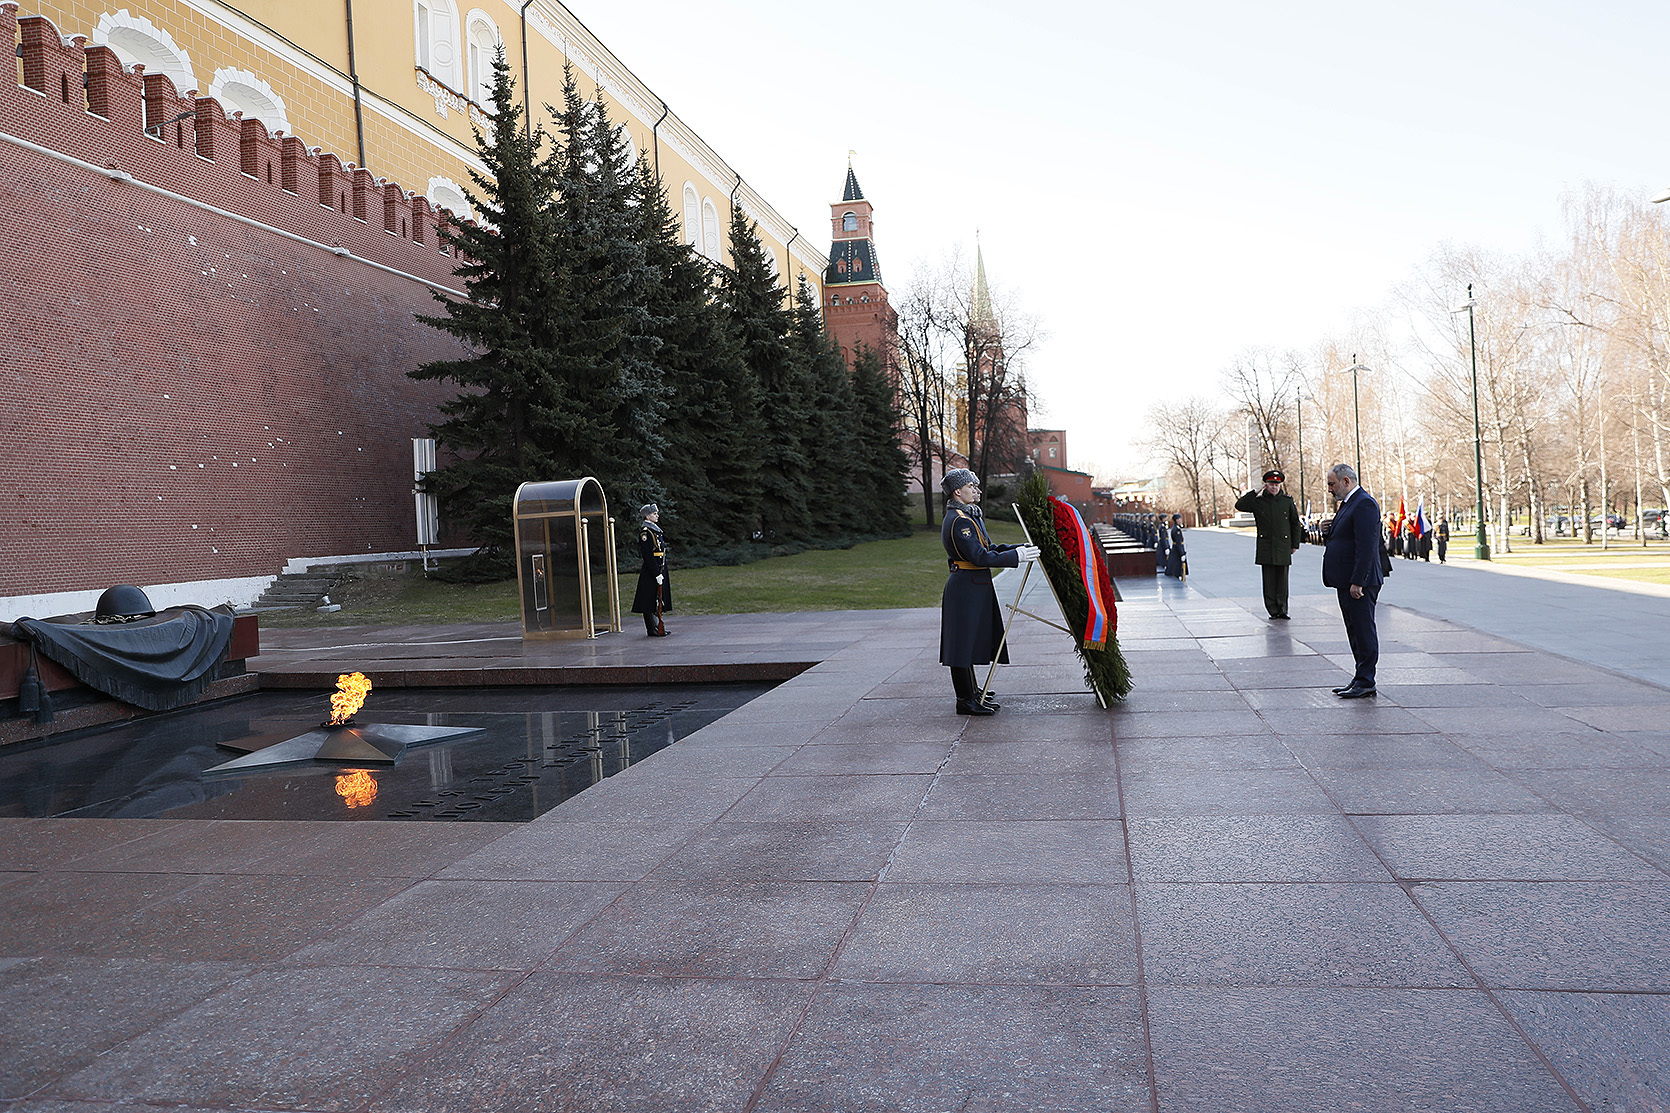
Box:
[1234,489,1304,565]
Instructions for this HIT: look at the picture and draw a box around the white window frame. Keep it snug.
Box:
[464,9,502,106]
[414,0,462,92]
[94,10,197,95]
[701,198,721,261]
[427,176,473,224]
[682,183,700,251]
[206,67,292,136]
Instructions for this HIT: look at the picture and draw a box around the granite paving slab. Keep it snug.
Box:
[1146,986,1580,1112]
[917,772,1124,821]
[885,820,1130,884]
[1118,769,1339,816]
[1136,882,1470,987]
[644,819,907,883]
[754,983,1153,1113]
[286,878,629,970]
[1126,816,1391,882]
[833,882,1139,985]
[1412,880,1670,990]
[364,972,813,1113]
[59,965,519,1110]
[1497,990,1670,1113]
[0,957,252,1100]
[543,879,869,979]
[1353,814,1667,881]
[1307,767,1560,815]
[434,820,703,882]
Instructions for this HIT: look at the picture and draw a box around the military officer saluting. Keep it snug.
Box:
[939,468,1039,715]
[1235,468,1304,620]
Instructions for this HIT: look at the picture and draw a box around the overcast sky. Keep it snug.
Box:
[569,0,1670,480]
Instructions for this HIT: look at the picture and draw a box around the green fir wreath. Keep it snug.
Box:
[1016,473,1134,704]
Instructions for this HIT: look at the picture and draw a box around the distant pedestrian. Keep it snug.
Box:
[1234,468,1303,620]
[1164,514,1186,578]
[1435,518,1450,563]
[1322,464,1383,699]
[939,468,1039,716]
[631,504,670,637]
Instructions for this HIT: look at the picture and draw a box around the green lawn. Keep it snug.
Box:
[257,521,1027,627]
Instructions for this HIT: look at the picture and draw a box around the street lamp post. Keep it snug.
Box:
[1453,283,1491,561]
[1332,357,1371,489]
[1296,390,1306,514]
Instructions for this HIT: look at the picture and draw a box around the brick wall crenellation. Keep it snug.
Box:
[1,4,482,598]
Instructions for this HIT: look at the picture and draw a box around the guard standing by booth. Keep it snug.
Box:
[632,504,670,636]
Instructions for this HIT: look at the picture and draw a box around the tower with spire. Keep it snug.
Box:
[823,158,897,378]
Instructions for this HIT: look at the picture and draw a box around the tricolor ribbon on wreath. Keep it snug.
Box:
[1049,496,1117,649]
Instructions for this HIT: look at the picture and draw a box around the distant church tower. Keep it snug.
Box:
[823,160,897,375]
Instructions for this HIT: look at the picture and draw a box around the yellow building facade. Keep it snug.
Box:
[30,0,826,288]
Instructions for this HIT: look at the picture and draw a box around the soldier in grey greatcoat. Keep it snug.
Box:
[938,469,1038,716]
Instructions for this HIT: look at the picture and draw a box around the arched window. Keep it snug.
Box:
[415,0,462,91]
[464,10,502,105]
[207,68,291,135]
[842,211,858,233]
[427,176,473,224]
[682,184,700,250]
[701,198,721,262]
[94,10,196,95]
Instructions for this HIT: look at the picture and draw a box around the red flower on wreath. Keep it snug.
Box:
[1048,496,1118,641]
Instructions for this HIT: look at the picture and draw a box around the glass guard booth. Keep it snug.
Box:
[512,478,621,639]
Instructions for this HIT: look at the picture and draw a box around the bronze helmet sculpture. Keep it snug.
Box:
[94,584,156,624]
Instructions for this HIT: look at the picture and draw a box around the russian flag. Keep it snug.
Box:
[1413,496,1429,538]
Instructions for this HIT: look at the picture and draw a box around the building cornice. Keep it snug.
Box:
[162,2,825,278]
[508,0,827,277]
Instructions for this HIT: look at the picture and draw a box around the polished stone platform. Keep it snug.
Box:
[2,542,1667,1111]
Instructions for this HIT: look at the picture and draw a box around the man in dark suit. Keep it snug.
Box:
[1322,463,1384,698]
[1234,468,1304,619]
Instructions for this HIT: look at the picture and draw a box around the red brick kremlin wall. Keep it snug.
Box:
[0,5,474,607]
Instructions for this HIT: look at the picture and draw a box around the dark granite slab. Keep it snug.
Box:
[365,972,813,1113]
[1147,986,1578,1112]
[755,983,1152,1112]
[833,882,1138,985]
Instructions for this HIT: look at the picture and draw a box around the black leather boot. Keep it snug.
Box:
[952,667,996,716]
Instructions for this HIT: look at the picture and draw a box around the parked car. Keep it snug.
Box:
[1591,514,1626,532]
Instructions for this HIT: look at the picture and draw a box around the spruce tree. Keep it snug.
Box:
[721,206,811,543]
[849,341,913,535]
[574,88,667,511]
[630,154,762,554]
[790,274,864,538]
[541,64,630,485]
[410,50,567,572]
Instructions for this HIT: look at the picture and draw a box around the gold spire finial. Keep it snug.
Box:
[848,149,856,167]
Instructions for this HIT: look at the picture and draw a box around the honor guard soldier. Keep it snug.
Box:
[631,504,671,636]
[939,468,1039,715]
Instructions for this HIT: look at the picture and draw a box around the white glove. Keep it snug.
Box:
[656,575,664,584]
[1016,544,1041,563]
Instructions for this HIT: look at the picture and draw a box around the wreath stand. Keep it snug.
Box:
[979,507,1111,711]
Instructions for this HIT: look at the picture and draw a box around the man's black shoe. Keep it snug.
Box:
[1331,685,1354,694]
[1338,684,1377,699]
[956,699,997,716]
[981,696,1002,711]
[1272,614,1290,620]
